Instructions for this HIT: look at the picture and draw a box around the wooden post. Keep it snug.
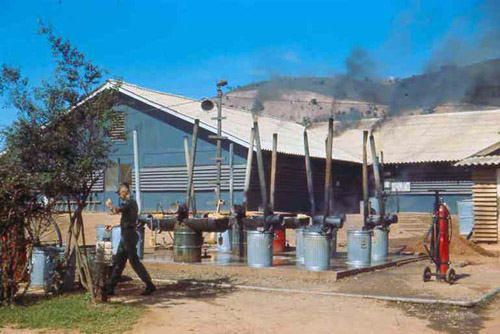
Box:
[244,128,255,210]
[186,120,199,214]
[362,130,369,225]
[270,133,278,212]
[304,130,316,216]
[324,118,333,217]
[229,143,234,209]
[183,136,197,215]
[253,119,268,215]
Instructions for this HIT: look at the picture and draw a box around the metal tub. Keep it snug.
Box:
[173,224,203,263]
[371,227,389,262]
[295,228,305,262]
[217,229,232,252]
[347,230,372,267]
[303,231,331,271]
[111,226,145,259]
[247,230,273,268]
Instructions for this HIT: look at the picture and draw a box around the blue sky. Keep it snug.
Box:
[0,0,491,127]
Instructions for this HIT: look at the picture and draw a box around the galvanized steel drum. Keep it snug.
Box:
[111,226,145,259]
[347,230,372,267]
[303,231,331,271]
[371,227,388,262]
[217,229,232,252]
[95,225,111,242]
[295,228,305,262]
[330,229,338,258]
[232,228,247,258]
[174,224,203,263]
[247,230,273,267]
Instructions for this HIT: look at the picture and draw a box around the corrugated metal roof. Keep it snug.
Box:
[111,81,361,163]
[309,110,500,164]
[455,155,500,166]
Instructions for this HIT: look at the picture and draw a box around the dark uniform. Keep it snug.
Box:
[106,197,154,294]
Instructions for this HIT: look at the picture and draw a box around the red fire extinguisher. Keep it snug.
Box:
[423,191,457,283]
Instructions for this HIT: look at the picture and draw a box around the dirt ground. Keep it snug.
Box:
[39,212,500,334]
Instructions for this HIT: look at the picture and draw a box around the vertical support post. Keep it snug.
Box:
[215,86,223,204]
[133,130,142,214]
[270,133,278,212]
[304,130,316,216]
[324,117,333,217]
[184,136,197,215]
[186,120,200,214]
[369,131,384,218]
[253,119,268,215]
[362,130,369,226]
[244,128,255,210]
[229,143,234,209]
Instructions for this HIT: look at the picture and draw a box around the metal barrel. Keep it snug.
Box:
[330,229,338,258]
[111,226,145,259]
[295,228,305,262]
[371,227,389,262]
[31,246,70,291]
[347,230,372,267]
[231,227,247,258]
[247,230,273,268]
[173,224,203,263]
[217,229,232,252]
[95,225,111,241]
[303,231,331,271]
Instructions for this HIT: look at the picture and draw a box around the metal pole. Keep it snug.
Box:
[270,133,278,212]
[362,130,369,225]
[184,136,197,215]
[253,120,268,215]
[243,128,255,211]
[369,131,384,217]
[215,86,223,204]
[303,130,316,216]
[324,117,333,217]
[133,129,142,214]
[186,120,200,214]
[229,143,234,209]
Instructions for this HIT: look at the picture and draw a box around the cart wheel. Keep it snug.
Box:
[423,266,432,282]
[446,268,456,284]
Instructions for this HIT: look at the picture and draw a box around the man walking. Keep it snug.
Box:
[104,183,156,296]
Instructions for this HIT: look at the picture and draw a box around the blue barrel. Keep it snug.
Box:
[30,246,63,290]
[303,231,330,271]
[217,229,232,252]
[371,227,389,262]
[347,230,372,267]
[111,226,144,259]
[247,230,273,268]
[457,199,475,236]
[295,228,305,262]
[330,229,338,258]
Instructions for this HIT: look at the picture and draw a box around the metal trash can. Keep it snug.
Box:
[295,228,305,262]
[371,227,389,262]
[303,231,331,271]
[111,226,144,259]
[173,224,203,263]
[347,230,372,267]
[95,225,111,242]
[247,230,273,268]
[217,229,232,252]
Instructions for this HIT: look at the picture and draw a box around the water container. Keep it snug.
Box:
[347,230,372,267]
[217,229,232,252]
[371,227,389,262]
[173,224,203,263]
[457,199,475,236]
[247,230,273,267]
[303,231,331,271]
[295,228,305,262]
[273,228,286,254]
[31,246,66,291]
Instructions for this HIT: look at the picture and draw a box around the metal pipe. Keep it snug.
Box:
[362,130,369,226]
[133,129,142,214]
[253,119,268,215]
[215,87,223,204]
[270,133,278,212]
[186,120,199,214]
[183,136,197,215]
[229,143,234,209]
[243,127,255,210]
[369,132,384,218]
[324,118,333,217]
[303,130,316,216]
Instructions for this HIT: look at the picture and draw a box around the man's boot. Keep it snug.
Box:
[141,282,156,296]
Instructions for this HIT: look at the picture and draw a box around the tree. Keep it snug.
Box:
[0,22,119,303]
